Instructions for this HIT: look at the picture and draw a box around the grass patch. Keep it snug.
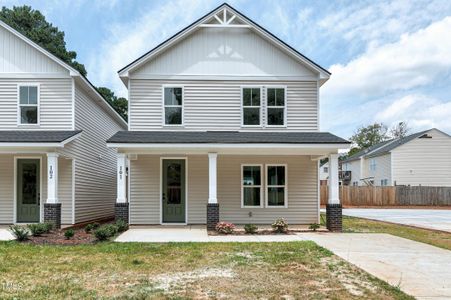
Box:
[320,213,451,251]
[0,241,412,299]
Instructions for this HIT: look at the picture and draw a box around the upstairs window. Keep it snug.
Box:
[18,85,39,125]
[242,87,261,126]
[164,87,183,125]
[266,165,287,207]
[267,87,286,126]
[369,159,376,171]
[241,165,263,207]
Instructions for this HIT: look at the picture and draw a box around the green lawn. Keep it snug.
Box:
[0,241,412,299]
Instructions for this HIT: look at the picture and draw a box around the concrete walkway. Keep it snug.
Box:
[0,228,14,241]
[304,233,451,300]
[115,227,309,242]
[342,208,451,232]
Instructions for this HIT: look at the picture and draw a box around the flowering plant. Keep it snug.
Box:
[215,222,235,234]
[271,218,288,233]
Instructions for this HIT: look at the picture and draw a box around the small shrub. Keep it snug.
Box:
[84,222,100,233]
[309,223,320,232]
[27,223,47,237]
[64,229,75,240]
[9,225,29,241]
[272,218,288,233]
[115,219,129,233]
[244,224,258,234]
[94,224,118,241]
[215,222,235,234]
[42,222,54,233]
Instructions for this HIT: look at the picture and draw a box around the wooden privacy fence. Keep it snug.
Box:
[320,186,451,206]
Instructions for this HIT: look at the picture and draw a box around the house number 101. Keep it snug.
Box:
[49,166,53,180]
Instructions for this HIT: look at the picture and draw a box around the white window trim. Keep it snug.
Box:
[241,86,263,127]
[17,83,40,126]
[265,86,287,127]
[162,85,184,127]
[241,164,264,208]
[265,164,288,208]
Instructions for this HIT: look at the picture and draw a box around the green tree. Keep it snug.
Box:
[348,123,388,156]
[389,121,410,139]
[0,6,87,76]
[97,87,128,121]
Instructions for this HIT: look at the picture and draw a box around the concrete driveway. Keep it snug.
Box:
[304,233,451,300]
[342,208,451,232]
[0,228,14,241]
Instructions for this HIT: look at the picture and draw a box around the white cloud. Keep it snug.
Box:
[87,0,215,96]
[322,16,451,99]
[375,94,451,132]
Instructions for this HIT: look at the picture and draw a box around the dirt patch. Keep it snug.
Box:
[25,227,96,245]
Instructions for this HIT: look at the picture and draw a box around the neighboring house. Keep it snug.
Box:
[107,3,350,231]
[341,128,451,187]
[319,162,329,185]
[0,20,127,228]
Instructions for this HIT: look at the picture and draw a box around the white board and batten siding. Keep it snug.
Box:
[129,79,318,131]
[391,129,451,186]
[0,24,68,74]
[129,155,318,225]
[133,28,316,78]
[57,84,125,223]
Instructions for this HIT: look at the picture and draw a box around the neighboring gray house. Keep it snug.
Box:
[341,128,451,187]
[107,3,350,231]
[0,20,127,228]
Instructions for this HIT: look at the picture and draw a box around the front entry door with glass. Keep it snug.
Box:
[162,159,186,223]
[17,159,40,223]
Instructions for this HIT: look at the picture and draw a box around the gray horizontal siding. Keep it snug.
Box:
[129,80,318,131]
[0,78,73,130]
[129,154,318,225]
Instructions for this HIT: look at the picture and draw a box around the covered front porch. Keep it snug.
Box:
[0,131,80,228]
[108,131,350,231]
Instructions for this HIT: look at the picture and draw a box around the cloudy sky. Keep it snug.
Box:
[3,0,451,138]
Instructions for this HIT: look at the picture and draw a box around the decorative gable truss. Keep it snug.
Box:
[200,7,250,28]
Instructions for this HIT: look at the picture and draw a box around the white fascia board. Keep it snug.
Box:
[0,133,82,149]
[107,143,350,149]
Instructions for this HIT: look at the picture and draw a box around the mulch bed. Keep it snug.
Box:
[25,228,96,245]
[208,229,327,235]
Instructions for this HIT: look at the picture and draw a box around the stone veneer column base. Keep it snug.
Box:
[326,204,342,232]
[207,203,219,231]
[115,203,129,223]
[44,203,61,229]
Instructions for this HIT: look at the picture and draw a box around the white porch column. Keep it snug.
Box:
[116,153,127,203]
[328,153,340,205]
[208,153,218,204]
[46,153,59,204]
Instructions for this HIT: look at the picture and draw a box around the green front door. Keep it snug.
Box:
[17,159,40,223]
[162,159,186,223]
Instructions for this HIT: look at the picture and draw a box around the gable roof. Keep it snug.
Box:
[0,20,127,128]
[341,128,448,163]
[118,3,330,84]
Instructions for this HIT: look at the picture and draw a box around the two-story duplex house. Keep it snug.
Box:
[0,20,127,228]
[341,128,451,187]
[107,4,350,231]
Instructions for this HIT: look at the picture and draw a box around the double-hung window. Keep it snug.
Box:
[18,85,39,125]
[241,165,263,207]
[266,87,286,126]
[266,165,287,207]
[163,87,183,125]
[369,159,376,171]
[242,87,261,126]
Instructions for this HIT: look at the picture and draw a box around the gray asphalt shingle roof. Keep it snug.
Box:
[0,130,82,143]
[107,131,350,144]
